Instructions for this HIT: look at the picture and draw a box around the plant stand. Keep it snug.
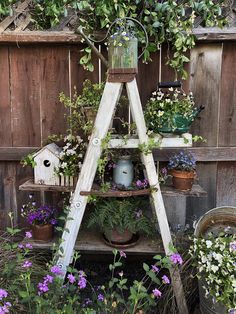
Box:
[54,76,188,314]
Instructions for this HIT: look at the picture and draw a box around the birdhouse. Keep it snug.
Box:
[33,143,61,185]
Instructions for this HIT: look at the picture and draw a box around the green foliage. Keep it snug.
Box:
[87,197,154,235]
[1,1,227,77]
[21,153,37,168]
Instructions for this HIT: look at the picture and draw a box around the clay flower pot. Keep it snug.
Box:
[171,169,196,191]
[105,229,133,244]
[31,224,54,241]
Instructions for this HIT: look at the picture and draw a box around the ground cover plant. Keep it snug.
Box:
[0,215,191,314]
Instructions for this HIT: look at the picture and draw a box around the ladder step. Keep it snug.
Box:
[109,133,192,149]
[80,188,151,197]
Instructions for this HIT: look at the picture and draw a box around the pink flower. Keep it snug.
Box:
[153,288,162,298]
[120,251,126,258]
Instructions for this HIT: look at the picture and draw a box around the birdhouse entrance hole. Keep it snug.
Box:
[44,160,51,167]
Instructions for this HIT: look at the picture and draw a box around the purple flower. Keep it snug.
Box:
[153,288,162,298]
[170,253,183,265]
[22,260,32,268]
[98,293,104,301]
[229,309,236,314]
[135,180,143,188]
[0,289,8,300]
[50,265,63,275]
[78,271,87,289]
[25,231,32,239]
[162,275,170,284]
[38,282,49,295]
[67,274,76,284]
[120,251,126,258]
[18,244,24,249]
[161,167,168,176]
[50,218,57,225]
[43,275,54,284]
[230,242,236,251]
[151,265,159,273]
[0,302,11,314]
[25,243,33,249]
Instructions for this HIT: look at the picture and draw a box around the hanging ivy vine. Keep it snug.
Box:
[1,0,230,78]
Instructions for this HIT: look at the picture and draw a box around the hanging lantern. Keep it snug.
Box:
[108,21,138,70]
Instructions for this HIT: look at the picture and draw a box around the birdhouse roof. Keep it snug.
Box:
[33,143,62,159]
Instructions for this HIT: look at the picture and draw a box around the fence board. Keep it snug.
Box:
[40,46,69,143]
[0,47,12,146]
[219,42,236,147]
[216,162,236,206]
[10,46,41,147]
[190,43,222,147]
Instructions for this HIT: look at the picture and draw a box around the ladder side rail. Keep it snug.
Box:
[56,82,123,275]
[126,79,189,314]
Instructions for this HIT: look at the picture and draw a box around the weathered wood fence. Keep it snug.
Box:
[0,33,235,228]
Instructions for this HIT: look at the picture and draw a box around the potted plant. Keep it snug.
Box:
[190,231,236,314]
[21,195,58,241]
[144,88,204,134]
[87,197,153,245]
[168,150,196,191]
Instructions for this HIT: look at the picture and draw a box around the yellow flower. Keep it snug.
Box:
[112,301,117,308]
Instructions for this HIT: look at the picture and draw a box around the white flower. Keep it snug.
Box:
[212,252,223,263]
[206,240,212,248]
[211,265,219,273]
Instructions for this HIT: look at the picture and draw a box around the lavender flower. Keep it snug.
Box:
[151,265,159,273]
[22,260,32,268]
[98,293,104,301]
[38,282,49,295]
[0,302,11,314]
[168,151,196,172]
[162,275,170,284]
[153,288,162,298]
[0,289,8,300]
[18,244,24,249]
[25,231,32,238]
[135,178,149,189]
[43,275,54,284]
[78,271,87,289]
[67,274,76,284]
[25,243,33,249]
[170,253,183,265]
[120,251,126,258]
[50,265,63,275]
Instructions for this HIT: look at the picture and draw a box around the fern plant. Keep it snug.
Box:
[87,197,153,236]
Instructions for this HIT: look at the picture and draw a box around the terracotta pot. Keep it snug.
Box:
[170,169,196,191]
[105,229,133,244]
[31,224,53,241]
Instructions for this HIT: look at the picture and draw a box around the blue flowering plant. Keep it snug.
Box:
[21,194,58,226]
[168,150,196,172]
[189,231,236,312]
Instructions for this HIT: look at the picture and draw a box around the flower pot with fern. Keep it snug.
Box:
[168,151,196,191]
[87,198,153,245]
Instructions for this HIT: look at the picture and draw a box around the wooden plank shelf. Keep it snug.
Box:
[19,179,206,197]
[23,230,164,255]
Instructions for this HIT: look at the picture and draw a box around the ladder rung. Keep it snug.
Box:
[109,133,192,149]
[80,188,151,197]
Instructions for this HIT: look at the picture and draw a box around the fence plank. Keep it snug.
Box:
[10,46,41,146]
[216,162,236,206]
[190,43,222,147]
[0,47,12,146]
[219,42,236,147]
[40,46,69,143]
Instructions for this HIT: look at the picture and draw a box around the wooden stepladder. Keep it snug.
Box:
[56,78,188,314]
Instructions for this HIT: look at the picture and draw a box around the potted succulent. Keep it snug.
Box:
[168,150,196,191]
[144,88,204,134]
[87,197,153,245]
[21,195,58,241]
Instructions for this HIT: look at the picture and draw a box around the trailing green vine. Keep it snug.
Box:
[1,1,229,78]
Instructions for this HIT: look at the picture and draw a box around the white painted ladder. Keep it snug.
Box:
[56,78,188,314]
